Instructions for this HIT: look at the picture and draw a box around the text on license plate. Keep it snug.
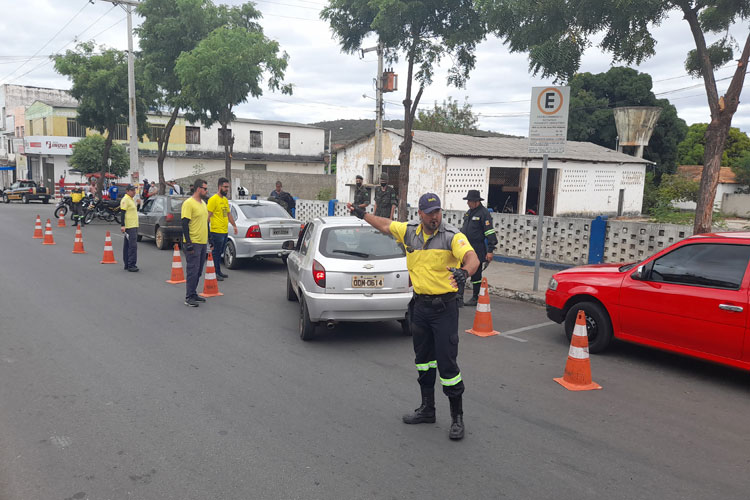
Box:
[272,228,290,235]
[352,275,384,288]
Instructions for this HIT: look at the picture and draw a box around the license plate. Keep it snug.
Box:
[352,275,384,288]
[272,228,290,236]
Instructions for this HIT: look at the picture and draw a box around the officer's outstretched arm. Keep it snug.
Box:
[346,202,392,235]
[462,250,480,276]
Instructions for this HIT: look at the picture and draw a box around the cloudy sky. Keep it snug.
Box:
[2,0,749,138]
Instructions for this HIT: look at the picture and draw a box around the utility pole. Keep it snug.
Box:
[98,0,140,184]
[361,41,384,182]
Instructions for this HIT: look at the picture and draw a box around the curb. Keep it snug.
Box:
[487,284,546,306]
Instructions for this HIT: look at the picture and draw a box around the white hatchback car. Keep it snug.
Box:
[284,216,412,340]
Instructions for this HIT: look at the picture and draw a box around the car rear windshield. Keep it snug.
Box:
[239,203,290,219]
[318,226,405,260]
[169,198,186,212]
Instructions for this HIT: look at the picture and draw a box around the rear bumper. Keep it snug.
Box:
[233,238,290,259]
[302,289,412,322]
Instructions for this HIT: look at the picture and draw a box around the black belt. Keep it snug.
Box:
[413,292,457,303]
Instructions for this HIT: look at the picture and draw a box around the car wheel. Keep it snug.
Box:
[399,310,412,336]
[281,254,288,264]
[42,198,49,204]
[155,227,168,250]
[136,234,143,242]
[2,194,8,203]
[54,206,68,218]
[299,297,317,341]
[22,194,28,204]
[224,240,238,269]
[564,301,613,354]
[286,271,298,302]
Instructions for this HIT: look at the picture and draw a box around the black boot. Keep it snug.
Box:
[449,396,464,440]
[402,394,436,424]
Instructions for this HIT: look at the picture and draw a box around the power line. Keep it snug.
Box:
[0,0,91,84]
[254,0,322,11]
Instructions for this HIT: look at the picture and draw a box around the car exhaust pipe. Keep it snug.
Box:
[326,320,336,330]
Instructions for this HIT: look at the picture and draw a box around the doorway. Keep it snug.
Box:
[525,168,557,216]
[487,167,522,213]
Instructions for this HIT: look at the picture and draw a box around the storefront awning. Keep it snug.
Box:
[0,166,15,170]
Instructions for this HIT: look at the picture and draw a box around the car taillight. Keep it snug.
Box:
[299,223,305,237]
[28,188,33,193]
[313,259,326,288]
[245,224,261,238]
[165,213,174,222]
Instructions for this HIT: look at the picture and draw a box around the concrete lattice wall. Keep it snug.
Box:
[298,199,698,266]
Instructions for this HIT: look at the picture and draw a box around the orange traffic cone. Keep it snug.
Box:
[42,219,55,245]
[166,244,186,284]
[33,215,43,239]
[57,211,66,227]
[199,251,223,297]
[100,231,117,264]
[554,310,602,391]
[72,223,86,254]
[465,278,499,337]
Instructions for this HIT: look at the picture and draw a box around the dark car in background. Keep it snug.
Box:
[137,195,187,249]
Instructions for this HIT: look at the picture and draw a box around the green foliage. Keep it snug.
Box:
[414,97,478,134]
[730,151,750,192]
[322,0,485,89]
[176,19,292,130]
[644,173,699,215]
[566,67,687,177]
[53,42,148,136]
[316,187,335,201]
[685,37,735,78]
[677,123,750,166]
[69,135,129,177]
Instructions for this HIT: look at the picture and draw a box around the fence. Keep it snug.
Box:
[294,199,697,266]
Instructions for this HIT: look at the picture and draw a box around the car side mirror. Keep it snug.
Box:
[282,240,296,251]
[632,264,649,281]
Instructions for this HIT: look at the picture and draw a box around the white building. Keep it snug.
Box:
[673,165,744,211]
[336,129,651,216]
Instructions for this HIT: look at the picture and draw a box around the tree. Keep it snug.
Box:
[322,0,485,221]
[414,96,479,134]
[53,42,148,196]
[566,67,688,178]
[677,123,750,166]
[176,4,291,196]
[136,0,223,195]
[479,0,750,234]
[69,135,129,178]
[730,151,750,191]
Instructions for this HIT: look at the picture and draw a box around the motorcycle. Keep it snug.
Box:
[55,194,94,224]
[83,197,121,225]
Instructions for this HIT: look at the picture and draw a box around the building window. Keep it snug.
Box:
[112,123,129,141]
[186,126,200,145]
[218,128,233,146]
[250,130,262,148]
[28,121,33,135]
[67,118,86,138]
[278,132,290,150]
[148,123,165,142]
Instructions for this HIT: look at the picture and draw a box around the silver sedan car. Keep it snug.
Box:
[284,216,412,340]
[224,199,303,269]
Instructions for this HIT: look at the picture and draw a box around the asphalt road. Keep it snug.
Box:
[1,202,750,500]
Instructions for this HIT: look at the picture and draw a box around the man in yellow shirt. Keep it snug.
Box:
[119,185,139,272]
[181,178,209,307]
[348,193,479,440]
[206,177,237,281]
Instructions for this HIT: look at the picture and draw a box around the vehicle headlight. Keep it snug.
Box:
[548,277,558,291]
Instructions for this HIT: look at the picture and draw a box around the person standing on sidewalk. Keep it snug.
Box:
[353,174,370,210]
[181,178,209,307]
[206,177,238,281]
[348,193,479,440]
[120,185,139,272]
[459,190,498,306]
[373,172,397,219]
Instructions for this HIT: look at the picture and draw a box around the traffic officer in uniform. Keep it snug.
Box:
[459,190,498,306]
[373,172,397,219]
[353,174,370,210]
[348,193,479,440]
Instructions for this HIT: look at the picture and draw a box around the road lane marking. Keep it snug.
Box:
[498,321,556,342]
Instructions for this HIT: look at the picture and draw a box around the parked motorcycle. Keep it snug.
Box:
[83,197,121,224]
[53,195,73,219]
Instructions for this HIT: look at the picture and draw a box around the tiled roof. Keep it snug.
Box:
[383,128,651,164]
[677,165,739,184]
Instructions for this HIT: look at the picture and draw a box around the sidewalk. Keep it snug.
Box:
[480,260,560,306]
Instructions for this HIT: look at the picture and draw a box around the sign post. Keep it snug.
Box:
[529,86,570,291]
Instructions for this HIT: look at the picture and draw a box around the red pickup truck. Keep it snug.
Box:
[546,232,750,370]
[2,180,51,204]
